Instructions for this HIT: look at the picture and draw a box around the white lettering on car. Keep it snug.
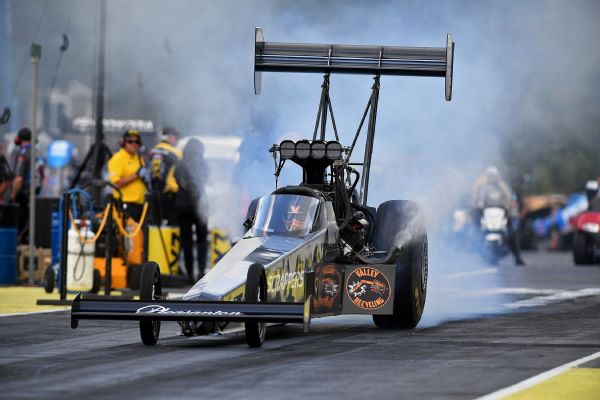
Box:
[136,305,242,316]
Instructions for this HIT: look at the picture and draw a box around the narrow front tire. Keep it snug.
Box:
[139,262,162,345]
[244,263,267,348]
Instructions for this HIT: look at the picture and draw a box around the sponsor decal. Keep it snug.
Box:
[315,264,341,309]
[136,305,242,316]
[268,270,304,292]
[345,267,390,310]
[268,256,304,294]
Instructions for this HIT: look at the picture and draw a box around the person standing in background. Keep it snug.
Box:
[147,127,182,225]
[471,166,525,266]
[175,138,209,283]
[0,143,14,203]
[107,129,147,222]
[10,127,45,244]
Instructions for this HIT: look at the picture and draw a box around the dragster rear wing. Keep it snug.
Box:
[71,293,311,331]
[254,27,454,100]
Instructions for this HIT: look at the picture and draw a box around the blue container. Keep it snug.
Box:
[51,211,61,266]
[0,227,17,284]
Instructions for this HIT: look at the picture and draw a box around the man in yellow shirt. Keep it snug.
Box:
[107,130,147,222]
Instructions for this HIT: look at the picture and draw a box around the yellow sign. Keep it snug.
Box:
[210,229,231,269]
[148,225,180,275]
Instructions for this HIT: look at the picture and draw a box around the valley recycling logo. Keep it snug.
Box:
[346,267,390,310]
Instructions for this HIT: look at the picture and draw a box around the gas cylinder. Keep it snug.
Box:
[66,221,95,292]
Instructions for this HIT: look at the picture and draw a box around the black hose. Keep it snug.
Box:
[73,241,85,282]
[335,165,352,231]
[346,166,360,197]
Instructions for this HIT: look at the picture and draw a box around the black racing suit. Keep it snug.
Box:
[11,144,44,244]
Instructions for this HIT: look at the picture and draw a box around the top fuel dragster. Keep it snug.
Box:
[71,28,455,347]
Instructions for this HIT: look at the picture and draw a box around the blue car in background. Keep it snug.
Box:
[532,193,588,250]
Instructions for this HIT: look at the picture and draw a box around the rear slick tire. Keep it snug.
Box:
[139,261,162,345]
[244,263,267,348]
[373,234,428,329]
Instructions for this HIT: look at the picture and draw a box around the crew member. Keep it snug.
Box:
[175,138,208,283]
[472,166,525,265]
[107,130,147,222]
[148,127,182,225]
[10,127,45,243]
[0,144,14,203]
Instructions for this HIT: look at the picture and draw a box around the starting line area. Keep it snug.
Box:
[478,351,600,400]
[0,286,74,315]
[0,286,186,316]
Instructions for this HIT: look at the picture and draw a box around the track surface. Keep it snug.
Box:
[1,250,599,399]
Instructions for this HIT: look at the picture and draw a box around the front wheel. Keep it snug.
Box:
[373,234,428,329]
[139,262,162,345]
[244,263,267,348]
[90,269,101,294]
[44,266,55,293]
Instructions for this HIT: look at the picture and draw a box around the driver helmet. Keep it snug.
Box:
[285,204,307,232]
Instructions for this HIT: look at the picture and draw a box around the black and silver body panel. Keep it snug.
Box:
[183,231,328,303]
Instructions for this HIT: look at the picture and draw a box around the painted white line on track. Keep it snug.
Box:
[477,288,562,296]
[503,288,600,308]
[475,351,600,400]
[456,288,562,298]
[0,307,70,318]
[426,287,561,299]
[443,267,498,279]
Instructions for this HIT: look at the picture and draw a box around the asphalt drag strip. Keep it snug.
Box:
[0,250,599,399]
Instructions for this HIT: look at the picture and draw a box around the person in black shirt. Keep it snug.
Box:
[0,144,14,203]
[147,127,182,225]
[175,138,209,283]
[10,127,45,244]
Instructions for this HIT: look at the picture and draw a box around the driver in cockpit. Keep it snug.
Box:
[284,204,307,232]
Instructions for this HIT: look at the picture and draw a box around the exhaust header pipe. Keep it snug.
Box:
[254,27,454,101]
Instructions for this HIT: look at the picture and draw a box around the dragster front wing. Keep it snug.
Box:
[71,293,311,331]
